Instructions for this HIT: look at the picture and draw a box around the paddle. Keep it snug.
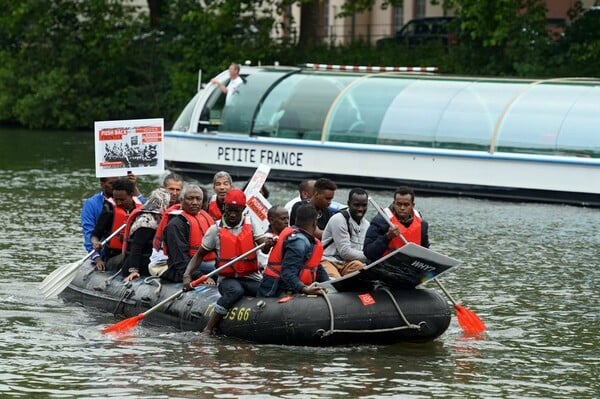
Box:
[40,224,127,298]
[368,197,486,334]
[101,242,266,335]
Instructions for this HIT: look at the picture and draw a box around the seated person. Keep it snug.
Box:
[182,189,274,335]
[321,188,370,278]
[363,186,430,262]
[161,185,216,283]
[258,204,329,297]
[121,188,171,283]
[90,178,143,271]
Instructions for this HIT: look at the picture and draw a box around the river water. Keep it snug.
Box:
[0,128,598,398]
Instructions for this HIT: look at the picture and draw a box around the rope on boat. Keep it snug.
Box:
[143,276,163,297]
[317,288,422,338]
[379,287,423,330]
[113,288,134,316]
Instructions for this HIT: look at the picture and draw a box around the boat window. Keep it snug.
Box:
[555,86,600,158]
[219,70,294,134]
[172,92,201,133]
[496,84,595,156]
[252,73,356,140]
[434,81,523,151]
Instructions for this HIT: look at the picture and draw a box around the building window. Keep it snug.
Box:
[415,0,426,18]
[394,6,404,32]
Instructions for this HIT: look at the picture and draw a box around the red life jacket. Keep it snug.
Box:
[217,217,258,278]
[207,195,222,221]
[383,211,422,256]
[162,209,216,261]
[106,197,143,252]
[152,203,181,251]
[122,208,159,254]
[265,227,324,285]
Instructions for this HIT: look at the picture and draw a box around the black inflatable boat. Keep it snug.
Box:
[60,245,458,346]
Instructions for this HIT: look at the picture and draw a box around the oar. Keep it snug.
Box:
[368,197,486,334]
[101,242,266,335]
[40,224,126,298]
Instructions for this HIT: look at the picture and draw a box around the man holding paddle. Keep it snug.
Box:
[182,189,273,335]
[363,186,429,262]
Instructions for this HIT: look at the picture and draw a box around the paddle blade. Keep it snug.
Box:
[101,313,145,335]
[454,303,486,334]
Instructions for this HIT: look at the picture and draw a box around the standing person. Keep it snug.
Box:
[289,177,337,239]
[161,185,216,283]
[207,171,233,221]
[90,178,143,271]
[163,172,184,207]
[81,173,143,253]
[321,188,370,279]
[257,205,289,272]
[182,189,273,335]
[363,186,430,262]
[284,179,316,213]
[210,63,243,106]
[258,204,329,298]
[121,188,171,283]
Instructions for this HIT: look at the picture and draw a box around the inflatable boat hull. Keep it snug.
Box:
[61,261,451,346]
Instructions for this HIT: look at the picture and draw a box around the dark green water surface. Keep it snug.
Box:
[0,129,597,398]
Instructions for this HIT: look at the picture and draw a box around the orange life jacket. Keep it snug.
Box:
[106,197,143,252]
[161,209,216,261]
[152,203,181,251]
[217,217,257,277]
[207,195,223,221]
[122,208,159,254]
[265,227,324,285]
[383,211,422,256]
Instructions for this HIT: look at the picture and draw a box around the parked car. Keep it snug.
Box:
[376,17,458,49]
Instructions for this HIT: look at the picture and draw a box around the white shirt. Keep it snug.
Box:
[226,76,243,106]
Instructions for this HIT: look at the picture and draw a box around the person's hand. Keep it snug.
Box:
[386,225,400,240]
[262,234,276,252]
[210,78,220,85]
[94,259,106,271]
[123,270,140,283]
[302,284,327,296]
[91,240,102,252]
[182,275,193,291]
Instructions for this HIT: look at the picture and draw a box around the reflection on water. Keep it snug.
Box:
[0,129,598,398]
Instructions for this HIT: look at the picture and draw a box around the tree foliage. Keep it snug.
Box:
[0,0,598,130]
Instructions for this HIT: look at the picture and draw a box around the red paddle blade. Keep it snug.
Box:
[101,313,145,335]
[454,304,486,334]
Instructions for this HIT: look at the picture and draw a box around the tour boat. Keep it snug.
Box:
[164,63,600,207]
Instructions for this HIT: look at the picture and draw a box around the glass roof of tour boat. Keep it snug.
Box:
[175,67,600,159]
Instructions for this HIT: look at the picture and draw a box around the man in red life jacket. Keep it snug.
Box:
[207,171,232,221]
[160,185,216,283]
[362,186,430,262]
[90,178,143,271]
[257,205,289,272]
[182,189,274,335]
[258,204,329,298]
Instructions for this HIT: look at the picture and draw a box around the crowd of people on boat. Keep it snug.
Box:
[80,170,429,334]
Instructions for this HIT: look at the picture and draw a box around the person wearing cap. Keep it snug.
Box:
[182,188,274,335]
[207,171,233,221]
